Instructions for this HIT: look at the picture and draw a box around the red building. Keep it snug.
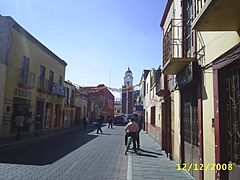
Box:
[83,84,114,121]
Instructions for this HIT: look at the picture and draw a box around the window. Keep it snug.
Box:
[39,65,45,90]
[151,106,156,126]
[64,87,69,104]
[59,75,62,85]
[49,71,54,92]
[21,56,30,84]
[146,83,148,94]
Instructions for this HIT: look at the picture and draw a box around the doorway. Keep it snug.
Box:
[182,84,199,179]
[11,97,31,132]
[217,61,240,180]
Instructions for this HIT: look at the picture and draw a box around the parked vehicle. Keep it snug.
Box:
[113,115,125,125]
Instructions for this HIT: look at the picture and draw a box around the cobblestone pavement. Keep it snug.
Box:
[0,125,194,180]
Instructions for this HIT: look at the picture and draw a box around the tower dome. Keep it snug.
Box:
[124,67,133,87]
[125,67,132,74]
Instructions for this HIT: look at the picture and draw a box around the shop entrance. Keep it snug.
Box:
[11,97,31,132]
[45,103,53,129]
[36,100,44,130]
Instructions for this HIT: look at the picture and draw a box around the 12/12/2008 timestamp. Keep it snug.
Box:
[177,163,233,171]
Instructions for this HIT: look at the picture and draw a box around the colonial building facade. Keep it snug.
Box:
[83,84,114,121]
[142,69,163,146]
[0,15,67,136]
[160,0,240,179]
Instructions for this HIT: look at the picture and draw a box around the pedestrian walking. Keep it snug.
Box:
[82,116,87,130]
[14,110,25,140]
[108,116,113,129]
[35,115,42,136]
[96,115,104,134]
[24,109,33,136]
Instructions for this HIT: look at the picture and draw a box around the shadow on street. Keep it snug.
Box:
[0,126,99,165]
[140,148,162,156]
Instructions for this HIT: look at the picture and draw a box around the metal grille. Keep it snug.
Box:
[226,67,240,165]
[184,102,191,143]
[183,87,198,147]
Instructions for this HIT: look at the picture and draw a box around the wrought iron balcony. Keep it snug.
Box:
[37,78,50,93]
[192,0,240,31]
[162,19,195,75]
[18,69,36,89]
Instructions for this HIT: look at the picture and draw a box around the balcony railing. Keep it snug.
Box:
[18,69,36,89]
[162,19,195,75]
[192,0,240,31]
[37,78,51,93]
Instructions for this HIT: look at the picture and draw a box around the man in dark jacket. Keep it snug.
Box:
[96,115,104,134]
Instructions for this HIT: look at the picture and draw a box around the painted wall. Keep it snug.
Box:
[144,69,162,146]
[0,63,7,132]
[172,89,181,162]
[1,24,66,136]
[199,31,240,180]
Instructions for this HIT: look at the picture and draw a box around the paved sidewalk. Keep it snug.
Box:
[128,131,194,180]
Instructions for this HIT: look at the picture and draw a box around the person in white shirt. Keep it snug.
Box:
[125,117,139,152]
[14,111,25,140]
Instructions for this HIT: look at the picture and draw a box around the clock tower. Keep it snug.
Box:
[122,67,133,114]
[124,67,133,86]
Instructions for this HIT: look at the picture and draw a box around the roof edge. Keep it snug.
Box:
[160,0,173,28]
[2,15,67,67]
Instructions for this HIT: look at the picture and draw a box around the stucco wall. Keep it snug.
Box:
[1,26,66,135]
[0,63,7,132]
[199,31,240,180]
[144,70,162,146]
[173,90,181,162]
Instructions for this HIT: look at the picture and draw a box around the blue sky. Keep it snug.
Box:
[1,0,166,98]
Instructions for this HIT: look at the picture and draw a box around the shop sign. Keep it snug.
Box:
[14,88,32,98]
[53,83,65,96]
[176,63,194,87]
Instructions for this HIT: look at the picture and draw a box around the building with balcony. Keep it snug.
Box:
[0,15,67,136]
[192,1,240,179]
[160,0,201,179]
[160,0,240,179]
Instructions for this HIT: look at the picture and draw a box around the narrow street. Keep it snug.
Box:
[0,125,193,180]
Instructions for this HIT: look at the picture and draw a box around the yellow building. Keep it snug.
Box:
[193,1,240,179]
[0,15,67,137]
[160,0,240,179]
